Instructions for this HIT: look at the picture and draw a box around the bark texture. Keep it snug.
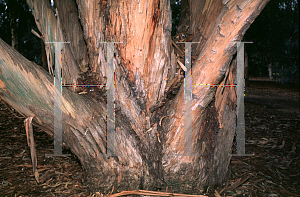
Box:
[0,0,270,194]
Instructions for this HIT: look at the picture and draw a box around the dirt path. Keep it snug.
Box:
[245,95,299,113]
[245,80,299,113]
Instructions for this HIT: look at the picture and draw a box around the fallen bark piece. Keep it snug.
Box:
[226,175,250,191]
[24,116,39,183]
[107,189,207,197]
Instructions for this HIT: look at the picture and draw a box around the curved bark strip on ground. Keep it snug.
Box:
[1,0,270,194]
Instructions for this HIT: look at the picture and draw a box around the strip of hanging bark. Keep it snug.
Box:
[171,40,185,56]
[24,116,40,183]
[107,189,206,197]
[143,128,152,135]
[176,58,187,72]
[171,40,196,60]
[166,76,179,89]
[31,29,42,39]
[159,116,168,127]
[154,129,161,143]
[221,67,230,94]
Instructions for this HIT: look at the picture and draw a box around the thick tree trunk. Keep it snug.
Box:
[1,0,270,194]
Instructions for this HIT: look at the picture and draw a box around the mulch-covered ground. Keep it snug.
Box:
[0,79,299,196]
[228,80,300,196]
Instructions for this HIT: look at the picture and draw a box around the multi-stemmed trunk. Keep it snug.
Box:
[0,0,270,193]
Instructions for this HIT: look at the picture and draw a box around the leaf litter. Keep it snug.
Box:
[0,79,299,196]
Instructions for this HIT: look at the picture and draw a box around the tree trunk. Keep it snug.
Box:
[8,9,18,50]
[268,63,273,80]
[245,52,249,86]
[0,0,270,194]
[10,25,18,50]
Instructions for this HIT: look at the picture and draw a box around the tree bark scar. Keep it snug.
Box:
[149,0,160,51]
[153,0,160,24]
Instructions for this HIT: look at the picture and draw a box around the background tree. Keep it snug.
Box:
[0,0,45,67]
[244,0,299,84]
[170,0,181,36]
[0,0,270,194]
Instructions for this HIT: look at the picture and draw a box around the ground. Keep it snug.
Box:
[0,78,299,196]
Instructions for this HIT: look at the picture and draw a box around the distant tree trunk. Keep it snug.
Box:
[245,52,249,86]
[8,8,18,50]
[10,25,18,50]
[268,63,273,80]
[0,0,270,194]
[265,56,273,80]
